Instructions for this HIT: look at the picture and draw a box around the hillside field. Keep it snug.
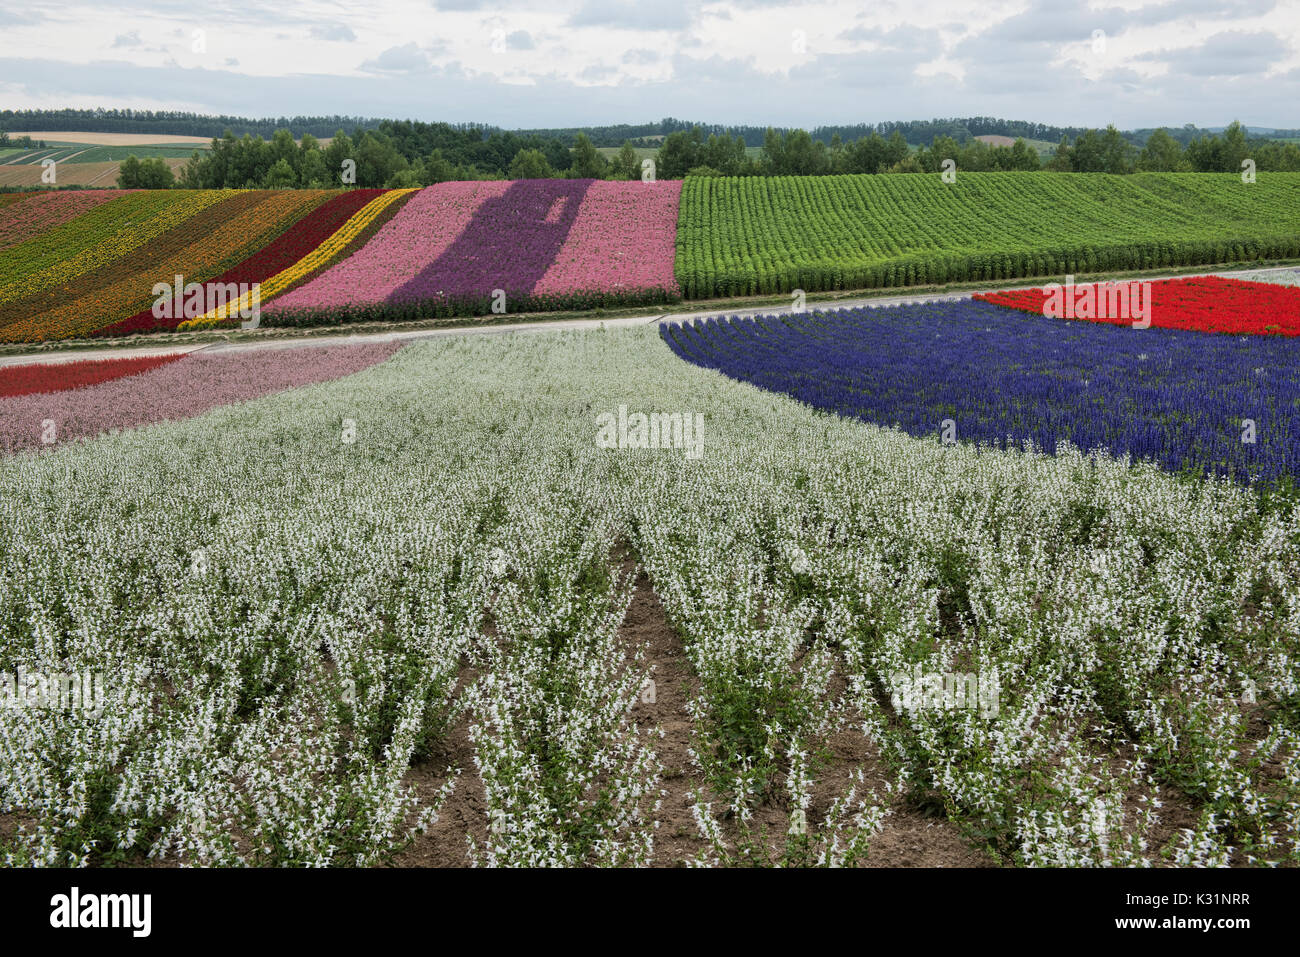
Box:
[0,171,1297,343]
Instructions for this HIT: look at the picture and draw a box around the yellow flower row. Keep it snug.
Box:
[179,188,418,331]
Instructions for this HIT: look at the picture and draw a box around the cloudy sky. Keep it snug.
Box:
[1,0,1298,129]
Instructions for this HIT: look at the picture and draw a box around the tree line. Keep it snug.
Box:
[1,109,386,140]
[112,119,1300,189]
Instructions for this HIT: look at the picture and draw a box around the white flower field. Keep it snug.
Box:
[2,327,1298,867]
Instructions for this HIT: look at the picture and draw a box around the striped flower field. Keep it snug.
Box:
[0,180,683,342]
[0,171,1297,344]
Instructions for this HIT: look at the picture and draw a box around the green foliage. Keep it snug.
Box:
[507,148,556,180]
[1137,128,1188,172]
[569,133,607,178]
[116,155,175,189]
[674,171,1300,299]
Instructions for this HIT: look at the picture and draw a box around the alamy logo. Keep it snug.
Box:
[890,666,999,718]
[596,405,703,459]
[50,887,151,937]
[152,274,261,327]
[1042,275,1152,328]
[1,667,105,716]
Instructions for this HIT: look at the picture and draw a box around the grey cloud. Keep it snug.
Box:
[506,30,534,50]
[112,32,143,48]
[1140,30,1290,76]
[1124,0,1278,26]
[310,24,358,43]
[0,10,46,27]
[359,42,434,74]
[568,1,693,31]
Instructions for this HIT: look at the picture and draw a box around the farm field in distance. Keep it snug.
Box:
[0,131,207,188]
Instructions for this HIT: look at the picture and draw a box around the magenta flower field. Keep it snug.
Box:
[532,180,681,298]
[0,342,400,453]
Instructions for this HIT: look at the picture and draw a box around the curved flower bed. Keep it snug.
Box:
[0,341,401,453]
[662,298,1300,484]
[0,190,232,306]
[0,191,335,342]
[0,353,187,398]
[178,189,417,331]
[530,180,681,299]
[268,181,510,312]
[976,276,1300,336]
[264,180,683,327]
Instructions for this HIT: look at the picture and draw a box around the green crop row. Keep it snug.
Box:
[674,172,1300,298]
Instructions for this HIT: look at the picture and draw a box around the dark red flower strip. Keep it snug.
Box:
[976,276,1300,336]
[93,189,385,338]
[0,353,187,399]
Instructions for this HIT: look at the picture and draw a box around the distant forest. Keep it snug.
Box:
[4,109,1299,190]
[6,108,1298,149]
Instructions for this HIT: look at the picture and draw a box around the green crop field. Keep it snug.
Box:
[674,171,1300,298]
[64,144,208,163]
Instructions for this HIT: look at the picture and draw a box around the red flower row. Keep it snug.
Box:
[976,276,1300,336]
[0,353,186,399]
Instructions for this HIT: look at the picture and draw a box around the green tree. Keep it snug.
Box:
[353,131,408,187]
[298,146,328,187]
[702,133,747,175]
[422,148,457,184]
[611,141,640,180]
[508,148,556,179]
[1046,135,1073,171]
[1137,128,1186,171]
[1098,125,1137,173]
[261,157,297,188]
[269,128,298,171]
[656,128,705,179]
[117,155,175,188]
[570,133,607,178]
[1220,120,1251,173]
[919,135,962,174]
[323,130,356,186]
[763,129,829,175]
[1004,138,1042,171]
